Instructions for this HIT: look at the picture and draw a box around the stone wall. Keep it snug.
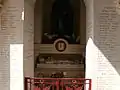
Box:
[0,0,23,90]
[0,0,34,90]
[86,0,120,89]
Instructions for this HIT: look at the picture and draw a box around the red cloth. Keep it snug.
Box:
[34,87,41,90]
[74,86,83,90]
[65,86,73,90]
[43,86,51,90]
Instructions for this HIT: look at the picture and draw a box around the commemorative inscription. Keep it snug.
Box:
[96,5,120,89]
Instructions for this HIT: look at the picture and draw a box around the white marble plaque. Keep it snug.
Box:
[86,0,120,90]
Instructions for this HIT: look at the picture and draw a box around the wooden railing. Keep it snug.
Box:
[25,77,92,90]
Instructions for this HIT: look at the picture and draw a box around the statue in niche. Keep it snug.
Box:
[51,0,75,43]
[43,0,80,44]
[51,0,73,36]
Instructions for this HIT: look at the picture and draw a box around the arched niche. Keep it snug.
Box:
[34,0,86,44]
[34,0,86,78]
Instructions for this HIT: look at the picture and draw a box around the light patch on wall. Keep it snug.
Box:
[22,8,24,21]
[86,38,97,90]
[10,44,24,90]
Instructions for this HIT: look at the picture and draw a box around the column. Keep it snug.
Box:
[24,0,34,77]
[86,0,120,90]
